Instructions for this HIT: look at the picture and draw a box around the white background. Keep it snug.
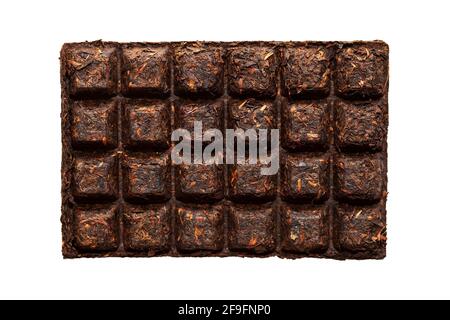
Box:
[0,0,449,300]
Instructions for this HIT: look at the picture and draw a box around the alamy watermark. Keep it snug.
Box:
[171,121,279,175]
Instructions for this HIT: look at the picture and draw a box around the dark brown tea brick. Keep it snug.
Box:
[122,100,171,150]
[122,45,170,97]
[281,154,330,203]
[174,44,224,97]
[335,42,389,99]
[281,101,329,151]
[175,204,224,252]
[72,154,118,201]
[175,163,223,203]
[334,204,386,254]
[122,153,170,202]
[64,44,118,98]
[228,161,277,202]
[71,99,118,149]
[280,204,329,253]
[335,99,387,152]
[74,205,119,252]
[175,100,223,141]
[334,155,384,203]
[228,99,276,141]
[228,204,275,254]
[228,46,277,98]
[123,204,171,253]
[281,45,331,98]
[61,41,389,260]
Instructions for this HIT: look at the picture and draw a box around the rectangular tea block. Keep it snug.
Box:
[61,41,388,259]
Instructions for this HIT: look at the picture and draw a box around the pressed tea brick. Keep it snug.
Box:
[61,41,388,259]
[122,153,171,203]
[281,100,329,151]
[281,154,330,203]
[121,45,170,97]
[228,161,277,203]
[281,45,332,98]
[64,43,118,98]
[175,204,224,252]
[74,205,119,252]
[71,99,118,149]
[228,99,276,136]
[280,204,329,254]
[123,204,171,253]
[228,204,276,254]
[175,100,223,143]
[175,163,224,203]
[334,99,387,152]
[334,204,386,254]
[334,155,384,203]
[174,44,224,97]
[335,42,389,99]
[122,99,171,150]
[72,154,118,201]
[228,46,277,98]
